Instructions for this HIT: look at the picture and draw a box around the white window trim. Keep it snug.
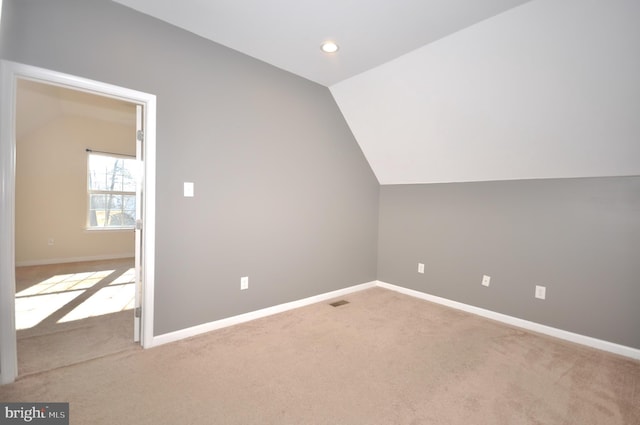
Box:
[86,152,137,230]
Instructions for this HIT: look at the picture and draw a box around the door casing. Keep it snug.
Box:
[0,60,157,384]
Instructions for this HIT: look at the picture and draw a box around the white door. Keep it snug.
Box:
[134,104,144,342]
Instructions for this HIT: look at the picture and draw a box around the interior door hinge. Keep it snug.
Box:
[135,307,142,318]
[136,130,144,142]
[135,219,143,230]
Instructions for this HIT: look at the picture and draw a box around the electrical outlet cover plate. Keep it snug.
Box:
[535,285,546,300]
[418,263,425,274]
[240,276,249,290]
[482,275,490,287]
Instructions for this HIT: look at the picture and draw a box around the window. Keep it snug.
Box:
[87,153,137,229]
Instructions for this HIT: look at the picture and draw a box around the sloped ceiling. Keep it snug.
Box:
[17,79,135,140]
[112,0,532,87]
[110,0,639,185]
[332,0,640,184]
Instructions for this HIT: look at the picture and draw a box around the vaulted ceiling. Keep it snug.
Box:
[109,0,639,185]
[17,79,135,141]
[112,0,532,87]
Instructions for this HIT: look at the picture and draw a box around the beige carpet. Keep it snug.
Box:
[1,287,639,424]
[15,259,138,376]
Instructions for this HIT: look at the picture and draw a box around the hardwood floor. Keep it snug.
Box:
[15,258,140,376]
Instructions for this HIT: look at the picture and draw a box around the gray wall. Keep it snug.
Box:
[1,0,379,335]
[378,177,640,349]
[2,0,637,351]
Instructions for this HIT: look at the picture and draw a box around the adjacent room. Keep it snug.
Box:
[14,80,139,376]
[0,0,638,424]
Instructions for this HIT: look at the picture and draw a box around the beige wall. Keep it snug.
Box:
[16,82,136,265]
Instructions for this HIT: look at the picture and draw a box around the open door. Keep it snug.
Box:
[134,104,144,342]
[1,61,156,384]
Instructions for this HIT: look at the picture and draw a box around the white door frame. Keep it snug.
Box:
[0,60,157,384]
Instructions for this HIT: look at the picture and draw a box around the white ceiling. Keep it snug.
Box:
[112,0,532,87]
[330,0,640,184]
[107,0,639,185]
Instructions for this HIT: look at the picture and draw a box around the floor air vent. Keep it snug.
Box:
[329,300,349,307]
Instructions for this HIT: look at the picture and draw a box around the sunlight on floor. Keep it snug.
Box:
[59,282,135,323]
[110,267,135,286]
[15,268,136,330]
[15,291,85,330]
[16,270,115,297]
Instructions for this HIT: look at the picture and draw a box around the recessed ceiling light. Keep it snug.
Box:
[320,41,339,53]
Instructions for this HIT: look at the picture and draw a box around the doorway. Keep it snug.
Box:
[15,79,137,375]
[0,61,157,384]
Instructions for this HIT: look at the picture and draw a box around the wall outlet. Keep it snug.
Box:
[240,276,249,290]
[482,275,491,287]
[47,238,54,246]
[535,285,546,300]
[418,263,425,274]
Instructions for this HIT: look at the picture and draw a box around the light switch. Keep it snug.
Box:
[184,182,194,197]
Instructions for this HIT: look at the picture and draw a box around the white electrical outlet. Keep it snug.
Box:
[418,263,425,274]
[482,275,491,287]
[535,285,546,300]
[240,276,249,290]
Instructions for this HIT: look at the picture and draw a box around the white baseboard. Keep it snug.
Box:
[150,281,377,348]
[15,253,135,267]
[149,279,639,361]
[376,281,640,360]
